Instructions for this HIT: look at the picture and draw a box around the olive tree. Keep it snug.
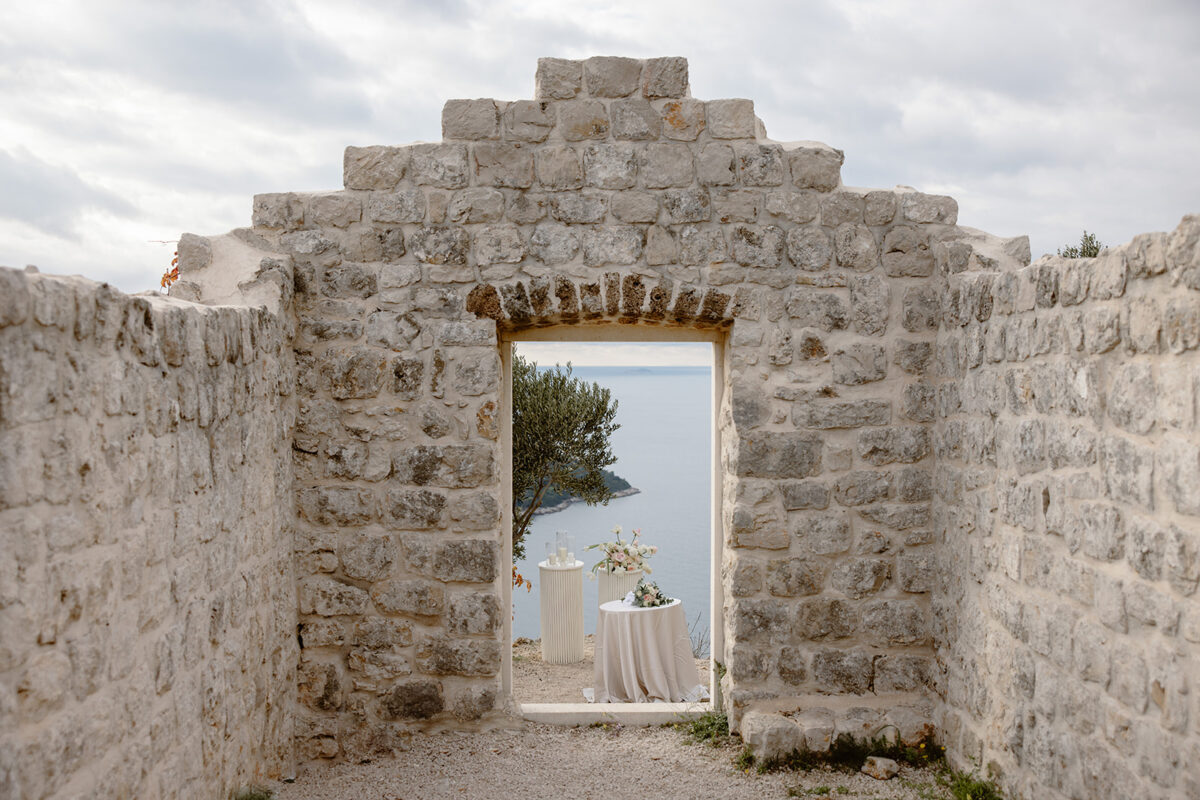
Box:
[1057,230,1104,258]
[511,355,619,561]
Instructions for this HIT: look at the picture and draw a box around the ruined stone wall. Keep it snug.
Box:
[0,268,297,799]
[236,55,965,757]
[931,217,1200,798]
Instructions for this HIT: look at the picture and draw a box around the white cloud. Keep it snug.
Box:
[1,0,1197,288]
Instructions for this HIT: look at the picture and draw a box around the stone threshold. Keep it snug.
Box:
[520,701,714,726]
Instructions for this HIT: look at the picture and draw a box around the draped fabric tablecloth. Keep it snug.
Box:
[587,599,709,703]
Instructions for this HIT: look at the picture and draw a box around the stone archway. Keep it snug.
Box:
[241,55,959,762]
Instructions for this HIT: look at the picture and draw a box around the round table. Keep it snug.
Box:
[538,559,584,664]
[591,599,708,703]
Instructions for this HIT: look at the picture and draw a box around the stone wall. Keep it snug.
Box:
[0,267,297,799]
[932,217,1200,798]
[233,55,966,757]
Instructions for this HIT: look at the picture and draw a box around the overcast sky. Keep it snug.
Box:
[1,0,1197,296]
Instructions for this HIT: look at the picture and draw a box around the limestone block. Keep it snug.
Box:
[529,223,579,264]
[298,487,376,526]
[785,228,832,272]
[473,142,533,189]
[663,188,711,223]
[339,531,395,581]
[642,57,688,98]
[678,225,725,265]
[390,356,424,399]
[849,274,889,336]
[900,191,957,224]
[832,343,888,386]
[582,226,643,266]
[864,191,897,225]
[503,100,554,142]
[833,224,879,271]
[447,188,504,224]
[735,143,785,186]
[447,593,501,635]
[550,190,608,223]
[366,189,426,224]
[640,143,694,188]
[857,427,929,466]
[738,431,822,478]
[433,540,497,583]
[441,99,499,140]
[728,559,763,597]
[812,651,874,694]
[1161,439,1200,516]
[610,191,659,223]
[766,192,819,225]
[385,489,446,530]
[1102,435,1154,511]
[882,226,933,277]
[781,480,830,510]
[901,286,940,332]
[582,143,637,189]
[252,192,303,230]
[831,557,891,598]
[862,756,900,780]
[474,225,525,265]
[533,146,582,191]
[742,711,805,761]
[863,600,927,645]
[416,636,500,676]
[660,98,706,141]
[536,58,582,99]
[792,597,855,640]
[610,98,661,140]
[1163,297,1200,352]
[793,399,890,430]
[380,679,444,719]
[875,655,929,691]
[558,100,609,141]
[786,291,848,331]
[766,557,824,597]
[731,599,790,642]
[706,99,756,139]
[451,686,498,722]
[584,56,641,97]
[344,145,409,190]
[788,145,843,192]
[300,577,369,617]
[408,143,470,189]
[408,226,470,266]
[370,580,444,617]
[298,660,344,711]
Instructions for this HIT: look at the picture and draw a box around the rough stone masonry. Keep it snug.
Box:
[1,55,1197,800]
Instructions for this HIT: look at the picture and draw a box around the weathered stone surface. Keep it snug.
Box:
[862,756,900,780]
[434,540,498,583]
[766,557,824,597]
[409,226,470,265]
[794,400,890,430]
[811,650,873,693]
[582,226,643,266]
[640,143,694,188]
[834,224,879,271]
[739,432,822,478]
[789,145,843,192]
[345,145,409,190]
[380,679,443,719]
[610,98,661,140]
[881,226,933,277]
[301,577,369,617]
[409,143,470,188]
[385,489,446,530]
[504,100,554,142]
[611,191,659,223]
[832,343,888,385]
[559,99,610,141]
[642,57,688,98]
[529,223,580,264]
[535,58,582,99]
[442,99,499,140]
[742,711,805,761]
[447,593,501,636]
[706,98,756,139]
[661,98,706,141]
[663,188,711,223]
[371,580,443,617]
[857,427,929,465]
[831,558,891,598]
[416,637,500,676]
[584,56,641,97]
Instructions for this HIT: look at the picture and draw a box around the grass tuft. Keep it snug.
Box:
[670,711,735,748]
[756,730,946,774]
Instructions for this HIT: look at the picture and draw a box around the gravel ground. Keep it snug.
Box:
[271,640,954,799]
[270,724,953,800]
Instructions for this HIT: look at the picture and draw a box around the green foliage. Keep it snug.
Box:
[1057,230,1104,258]
[511,355,620,561]
[735,745,756,772]
[672,711,734,747]
[940,768,1005,800]
[756,730,945,774]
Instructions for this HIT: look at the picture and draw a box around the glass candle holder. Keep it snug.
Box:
[555,530,568,564]
[544,540,556,566]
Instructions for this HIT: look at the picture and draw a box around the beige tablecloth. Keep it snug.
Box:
[589,599,709,703]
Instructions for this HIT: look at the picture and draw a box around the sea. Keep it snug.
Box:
[511,365,713,647]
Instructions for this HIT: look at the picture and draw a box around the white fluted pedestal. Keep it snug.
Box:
[538,559,584,665]
[597,568,643,607]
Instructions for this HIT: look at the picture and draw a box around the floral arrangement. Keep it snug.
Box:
[585,525,657,576]
[626,579,672,608]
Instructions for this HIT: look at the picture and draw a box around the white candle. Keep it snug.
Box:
[557,546,568,562]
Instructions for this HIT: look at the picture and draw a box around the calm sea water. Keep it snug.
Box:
[511,365,713,644]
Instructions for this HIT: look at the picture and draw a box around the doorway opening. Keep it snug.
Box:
[499,326,726,722]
